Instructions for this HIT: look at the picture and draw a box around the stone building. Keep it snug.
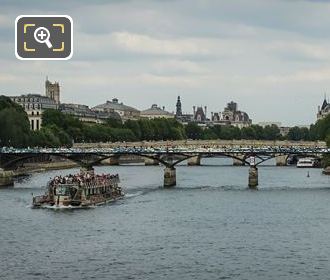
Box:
[92,98,140,121]
[45,78,60,104]
[211,101,252,128]
[140,104,174,119]
[60,103,121,123]
[174,96,194,123]
[9,78,60,130]
[10,94,58,130]
[175,96,182,117]
[193,106,208,123]
[317,97,330,120]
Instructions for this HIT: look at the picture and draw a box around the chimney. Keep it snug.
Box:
[204,106,207,117]
[193,106,196,115]
[162,106,165,111]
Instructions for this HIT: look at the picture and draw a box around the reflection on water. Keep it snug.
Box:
[1,158,330,280]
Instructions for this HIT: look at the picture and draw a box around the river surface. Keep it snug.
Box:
[1,158,330,280]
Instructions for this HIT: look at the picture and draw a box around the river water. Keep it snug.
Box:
[1,158,330,280]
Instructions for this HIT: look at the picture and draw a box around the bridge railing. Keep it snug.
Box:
[73,140,326,149]
[1,146,330,155]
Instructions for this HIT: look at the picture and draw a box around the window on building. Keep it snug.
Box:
[36,119,40,130]
[31,119,34,130]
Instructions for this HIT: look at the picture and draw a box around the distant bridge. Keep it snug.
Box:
[1,141,329,188]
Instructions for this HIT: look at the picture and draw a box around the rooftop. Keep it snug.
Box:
[92,98,139,112]
[141,104,174,116]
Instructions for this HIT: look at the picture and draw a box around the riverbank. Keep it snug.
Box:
[0,161,79,187]
[0,155,145,187]
[15,161,79,175]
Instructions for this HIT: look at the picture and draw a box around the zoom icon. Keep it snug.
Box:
[15,15,73,60]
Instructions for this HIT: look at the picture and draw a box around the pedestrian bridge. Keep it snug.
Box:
[1,143,329,189]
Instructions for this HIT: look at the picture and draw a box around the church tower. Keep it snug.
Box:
[176,96,182,117]
[45,78,60,104]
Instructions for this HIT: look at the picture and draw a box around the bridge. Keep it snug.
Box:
[1,140,329,189]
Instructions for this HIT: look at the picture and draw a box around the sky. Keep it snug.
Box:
[0,0,330,126]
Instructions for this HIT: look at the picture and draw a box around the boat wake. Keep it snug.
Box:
[124,191,144,199]
[29,204,96,210]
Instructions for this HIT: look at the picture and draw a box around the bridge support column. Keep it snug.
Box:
[187,156,201,166]
[164,167,176,187]
[144,158,159,166]
[101,156,120,166]
[0,169,14,187]
[275,155,287,166]
[248,166,258,189]
[233,155,245,166]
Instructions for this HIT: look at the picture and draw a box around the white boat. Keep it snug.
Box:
[297,157,316,168]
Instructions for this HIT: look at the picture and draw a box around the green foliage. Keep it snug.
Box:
[262,125,281,140]
[287,126,310,141]
[185,123,203,139]
[39,111,186,145]
[310,114,330,140]
[0,96,31,147]
[241,126,257,140]
[106,117,122,128]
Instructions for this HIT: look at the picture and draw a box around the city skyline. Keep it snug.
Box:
[1,0,330,125]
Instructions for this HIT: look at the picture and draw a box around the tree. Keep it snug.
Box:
[241,126,257,140]
[219,125,241,140]
[185,123,203,140]
[106,117,122,128]
[263,125,281,140]
[251,125,264,140]
[287,126,310,141]
[0,96,31,147]
[124,120,142,139]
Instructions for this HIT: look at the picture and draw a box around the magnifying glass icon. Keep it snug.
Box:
[34,27,53,49]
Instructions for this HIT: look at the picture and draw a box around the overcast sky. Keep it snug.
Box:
[0,0,329,126]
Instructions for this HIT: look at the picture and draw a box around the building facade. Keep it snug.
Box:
[9,79,60,130]
[175,96,182,117]
[45,79,60,104]
[212,101,252,128]
[92,98,140,121]
[10,94,58,130]
[193,106,208,123]
[317,98,330,120]
[140,104,174,119]
[60,103,121,123]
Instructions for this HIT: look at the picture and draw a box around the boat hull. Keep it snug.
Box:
[32,193,124,208]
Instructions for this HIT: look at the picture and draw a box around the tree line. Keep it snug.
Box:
[1,95,330,148]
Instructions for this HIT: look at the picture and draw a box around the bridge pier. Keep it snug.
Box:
[248,166,258,189]
[101,156,120,166]
[0,169,14,187]
[233,155,245,166]
[187,155,201,166]
[275,155,287,166]
[164,167,176,187]
[144,158,159,166]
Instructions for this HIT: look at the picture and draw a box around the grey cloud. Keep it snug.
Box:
[0,0,329,125]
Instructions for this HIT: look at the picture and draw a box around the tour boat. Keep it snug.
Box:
[32,169,124,208]
[296,157,317,168]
